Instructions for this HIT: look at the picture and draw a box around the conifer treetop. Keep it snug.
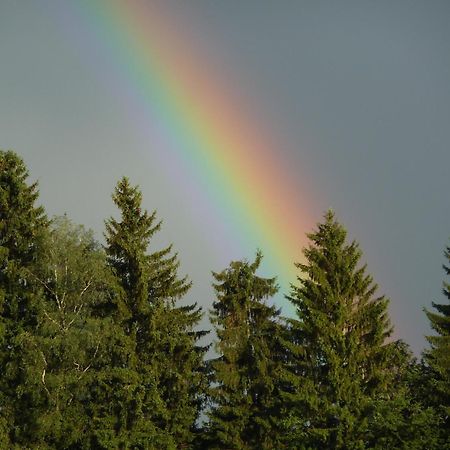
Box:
[424,242,450,420]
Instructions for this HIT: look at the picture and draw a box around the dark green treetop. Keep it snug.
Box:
[0,150,48,322]
[0,150,48,447]
[208,252,286,450]
[424,243,450,445]
[104,177,207,449]
[284,211,413,449]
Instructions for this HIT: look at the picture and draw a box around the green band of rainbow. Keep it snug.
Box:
[61,0,316,306]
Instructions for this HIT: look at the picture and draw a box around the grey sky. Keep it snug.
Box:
[1,0,449,354]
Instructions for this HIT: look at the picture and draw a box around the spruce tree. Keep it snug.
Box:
[104,177,207,448]
[208,252,286,450]
[284,211,410,449]
[0,150,48,446]
[424,243,450,445]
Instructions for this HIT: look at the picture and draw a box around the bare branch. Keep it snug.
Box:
[66,303,84,330]
[40,352,51,397]
[25,268,58,301]
[42,309,61,330]
[76,342,100,380]
[80,279,93,298]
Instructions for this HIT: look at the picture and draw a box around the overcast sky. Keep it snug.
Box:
[1,0,449,354]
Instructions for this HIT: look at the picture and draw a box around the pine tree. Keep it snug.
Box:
[424,243,450,445]
[284,211,411,449]
[0,150,48,446]
[104,177,208,448]
[208,252,286,450]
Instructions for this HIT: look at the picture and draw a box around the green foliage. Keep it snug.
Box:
[104,177,208,448]
[0,150,48,328]
[424,243,450,446]
[0,150,48,446]
[0,151,444,448]
[208,252,286,449]
[16,216,119,448]
[365,343,441,449]
[283,211,426,449]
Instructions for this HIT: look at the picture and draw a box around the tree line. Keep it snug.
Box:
[0,150,448,449]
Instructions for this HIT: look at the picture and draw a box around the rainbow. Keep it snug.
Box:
[57,0,316,309]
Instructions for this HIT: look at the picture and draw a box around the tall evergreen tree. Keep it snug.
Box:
[424,243,450,445]
[208,252,286,450]
[0,150,48,446]
[283,211,416,449]
[104,177,208,449]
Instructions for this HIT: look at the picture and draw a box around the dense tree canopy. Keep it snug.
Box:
[283,211,437,449]
[424,243,450,446]
[207,252,286,449]
[0,151,448,449]
[0,150,48,446]
[103,177,208,448]
[19,216,116,448]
